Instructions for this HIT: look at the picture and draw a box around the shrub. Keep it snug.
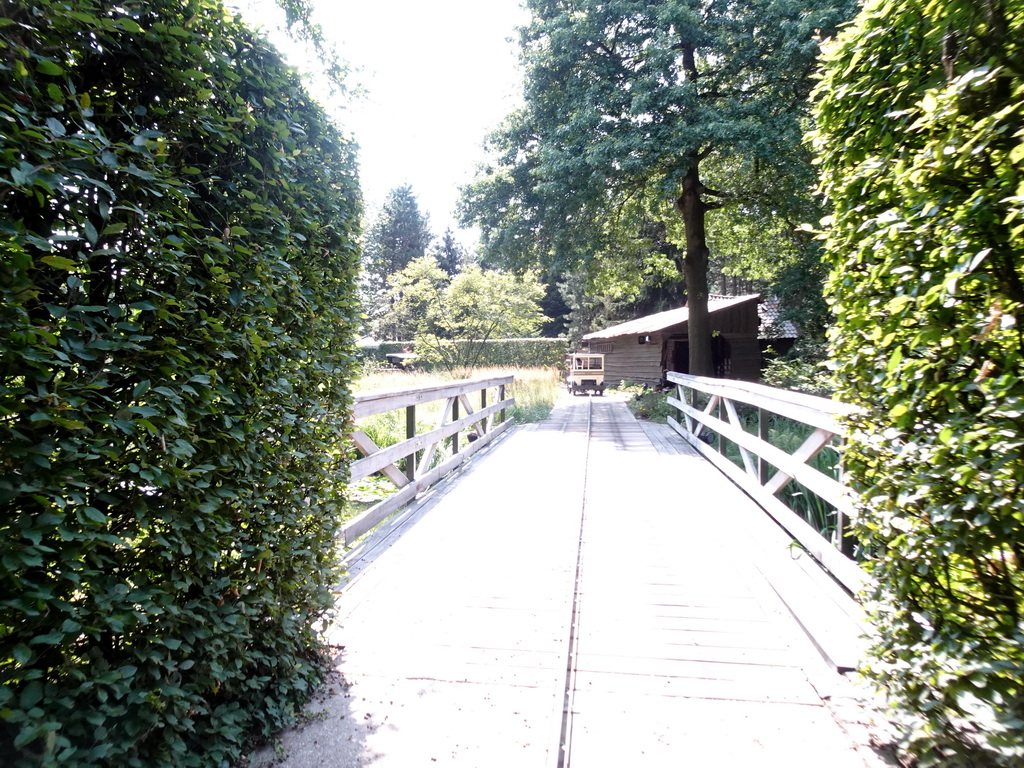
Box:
[419,337,568,370]
[356,341,416,367]
[622,387,674,423]
[760,356,835,397]
[0,2,360,765]
[812,1,1024,763]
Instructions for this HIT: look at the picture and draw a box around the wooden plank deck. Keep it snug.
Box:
[252,394,882,768]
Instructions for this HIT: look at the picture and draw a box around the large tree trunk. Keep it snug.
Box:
[676,163,714,377]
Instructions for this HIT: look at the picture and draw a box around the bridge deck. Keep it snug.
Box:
[254,395,881,767]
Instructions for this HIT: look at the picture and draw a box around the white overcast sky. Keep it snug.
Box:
[233,0,528,246]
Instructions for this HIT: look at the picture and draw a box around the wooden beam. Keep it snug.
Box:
[351,399,510,482]
[350,429,409,489]
[762,427,834,497]
[723,397,757,477]
[666,371,858,434]
[668,416,865,594]
[353,375,514,419]
[342,418,515,545]
[668,396,854,516]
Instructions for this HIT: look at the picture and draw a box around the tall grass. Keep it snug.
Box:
[505,367,562,423]
[354,365,562,427]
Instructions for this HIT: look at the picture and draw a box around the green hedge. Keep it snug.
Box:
[812,1,1023,764]
[0,2,360,766]
[359,338,569,370]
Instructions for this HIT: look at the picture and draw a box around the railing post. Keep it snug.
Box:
[836,442,856,558]
[836,511,854,558]
[717,399,726,455]
[498,384,506,423]
[405,404,416,482]
[452,398,459,454]
[758,407,770,485]
[480,387,487,432]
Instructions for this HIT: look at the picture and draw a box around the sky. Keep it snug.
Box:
[234,0,529,248]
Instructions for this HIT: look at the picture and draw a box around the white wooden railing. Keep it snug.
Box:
[666,372,866,593]
[343,375,515,545]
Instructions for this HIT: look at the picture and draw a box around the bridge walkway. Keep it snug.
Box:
[253,394,883,767]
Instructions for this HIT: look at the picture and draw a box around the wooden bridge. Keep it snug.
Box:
[253,377,886,768]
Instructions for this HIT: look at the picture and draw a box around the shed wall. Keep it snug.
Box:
[587,299,762,386]
[593,332,665,386]
[724,335,761,381]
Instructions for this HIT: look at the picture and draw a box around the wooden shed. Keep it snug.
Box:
[581,294,761,386]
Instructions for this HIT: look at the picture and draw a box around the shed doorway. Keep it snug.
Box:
[666,336,732,377]
[668,338,689,375]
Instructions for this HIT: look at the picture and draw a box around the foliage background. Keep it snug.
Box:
[460,0,856,374]
[359,183,433,328]
[370,254,551,371]
[0,1,360,765]
[812,0,1024,763]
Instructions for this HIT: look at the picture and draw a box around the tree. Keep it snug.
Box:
[557,268,630,342]
[812,0,1024,763]
[372,255,448,341]
[460,0,854,375]
[267,0,350,93]
[430,227,468,276]
[377,257,549,371]
[361,184,433,300]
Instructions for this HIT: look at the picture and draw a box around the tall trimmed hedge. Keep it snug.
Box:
[0,2,360,765]
[812,1,1023,764]
[359,339,569,370]
[419,337,569,370]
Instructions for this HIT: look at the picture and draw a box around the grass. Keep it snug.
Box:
[347,475,396,518]
[505,367,562,423]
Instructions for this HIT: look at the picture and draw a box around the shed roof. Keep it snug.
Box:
[582,294,760,340]
[758,296,800,339]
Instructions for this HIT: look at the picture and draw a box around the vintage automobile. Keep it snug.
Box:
[566,351,606,396]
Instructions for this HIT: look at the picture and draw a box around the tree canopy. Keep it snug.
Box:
[430,227,468,276]
[812,0,1024,763]
[376,256,548,370]
[460,0,854,372]
[361,184,433,301]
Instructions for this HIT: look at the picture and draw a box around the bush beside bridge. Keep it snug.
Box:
[0,2,360,765]
[813,1,1024,764]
